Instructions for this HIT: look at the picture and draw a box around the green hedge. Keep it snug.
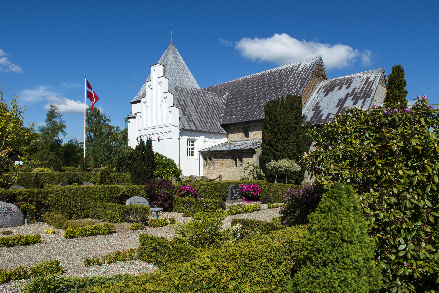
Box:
[173,197,225,215]
[137,234,201,269]
[88,227,305,292]
[64,223,116,239]
[0,259,63,285]
[84,248,138,267]
[11,171,131,189]
[0,185,146,221]
[88,203,150,223]
[0,234,42,247]
[178,180,300,203]
[230,218,285,235]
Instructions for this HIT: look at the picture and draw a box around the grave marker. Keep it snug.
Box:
[126,196,150,207]
[0,201,25,228]
[228,185,242,201]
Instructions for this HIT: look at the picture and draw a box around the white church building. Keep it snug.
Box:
[128,41,386,178]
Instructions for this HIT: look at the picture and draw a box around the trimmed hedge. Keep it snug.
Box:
[226,203,261,215]
[230,218,285,235]
[137,234,199,269]
[0,259,63,285]
[178,180,300,202]
[88,227,305,292]
[0,234,42,247]
[64,223,116,239]
[0,185,146,222]
[173,197,225,215]
[84,248,138,267]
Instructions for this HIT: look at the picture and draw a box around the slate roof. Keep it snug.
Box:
[173,87,226,133]
[302,68,386,126]
[132,41,199,103]
[203,56,323,125]
[200,139,262,152]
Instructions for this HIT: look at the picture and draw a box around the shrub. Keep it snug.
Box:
[173,197,224,215]
[96,166,113,185]
[129,222,145,230]
[0,234,42,247]
[240,183,261,201]
[174,210,226,248]
[289,183,382,292]
[304,96,439,291]
[0,259,63,285]
[176,185,199,198]
[42,212,69,229]
[266,159,301,184]
[137,234,197,268]
[280,182,324,226]
[230,218,285,238]
[148,218,169,228]
[154,152,181,180]
[260,192,274,204]
[64,223,116,239]
[84,248,138,267]
[143,179,174,211]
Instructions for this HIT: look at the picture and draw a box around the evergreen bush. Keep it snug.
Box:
[143,179,174,211]
[304,96,439,291]
[289,183,382,292]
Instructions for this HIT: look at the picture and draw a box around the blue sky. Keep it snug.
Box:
[1,0,438,143]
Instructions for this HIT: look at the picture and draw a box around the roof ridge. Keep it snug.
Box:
[203,56,321,89]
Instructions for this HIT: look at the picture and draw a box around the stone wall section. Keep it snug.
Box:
[225,121,263,142]
[203,148,261,181]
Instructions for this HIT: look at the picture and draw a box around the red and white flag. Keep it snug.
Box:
[86,79,99,110]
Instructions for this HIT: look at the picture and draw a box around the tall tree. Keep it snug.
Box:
[384,64,408,110]
[130,138,155,185]
[86,107,118,167]
[62,138,83,167]
[36,105,66,170]
[261,95,312,183]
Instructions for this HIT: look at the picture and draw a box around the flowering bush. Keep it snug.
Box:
[177,185,199,198]
[280,182,324,226]
[240,184,261,201]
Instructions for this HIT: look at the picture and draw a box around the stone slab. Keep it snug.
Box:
[0,201,25,228]
[126,196,150,207]
[228,185,242,201]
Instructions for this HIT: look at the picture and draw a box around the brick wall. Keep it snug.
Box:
[301,61,327,107]
[225,121,263,142]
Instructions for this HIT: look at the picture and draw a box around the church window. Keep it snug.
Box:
[233,156,237,168]
[244,127,250,138]
[209,157,213,168]
[239,156,243,168]
[205,157,208,168]
[187,139,195,157]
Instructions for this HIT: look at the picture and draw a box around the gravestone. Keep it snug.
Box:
[9,185,25,190]
[59,182,69,187]
[0,201,25,228]
[126,196,150,207]
[228,185,242,201]
[81,182,94,186]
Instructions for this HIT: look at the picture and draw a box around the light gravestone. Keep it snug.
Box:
[126,196,150,207]
[228,185,242,201]
[0,201,25,228]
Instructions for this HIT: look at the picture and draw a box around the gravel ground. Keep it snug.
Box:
[0,207,281,292]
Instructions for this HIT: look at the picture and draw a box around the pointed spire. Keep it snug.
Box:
[170,23,173,44]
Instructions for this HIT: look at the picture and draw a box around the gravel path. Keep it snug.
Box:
[0,207,281,292]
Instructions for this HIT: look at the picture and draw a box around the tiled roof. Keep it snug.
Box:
[132,41,199,103]
[204,56,322,125]
[303,68,386,125]
[200,139,262,152]
[173,87,226,133]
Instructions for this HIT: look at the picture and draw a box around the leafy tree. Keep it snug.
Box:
[265,159,301,183]
[384,64,408,110]
[130,138,155,185]
[61,138,83,167]
[154,152,181,180]
[261,95,312,184]
[304,96,439,291]
[289,183,382,292]
[36,105,66,171]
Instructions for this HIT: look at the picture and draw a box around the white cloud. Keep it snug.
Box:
[235,33,373,70]
[38,122,46,127]
[0,49,23,73]
[19,86,56,102]
[44,95,86,114]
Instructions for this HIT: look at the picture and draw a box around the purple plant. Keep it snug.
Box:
[280,182,323,226]
[177,185,199,198]
[240,184,261,201]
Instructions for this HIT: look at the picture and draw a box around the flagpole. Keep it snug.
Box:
[84,77,86,167]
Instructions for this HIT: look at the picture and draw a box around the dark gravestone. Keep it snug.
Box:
[228,185,242,201]
[126,196,150,207]
[0,201,25,228]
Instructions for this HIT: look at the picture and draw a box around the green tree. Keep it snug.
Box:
[261,95,312,183]
[384,64,408,110]
[304,96,439,291]
[289,183,382,292]
[130,138,155,185]
[36,105,66,171]
[86,108,119,167]
[61,138,83,167]
[154,152,181,180]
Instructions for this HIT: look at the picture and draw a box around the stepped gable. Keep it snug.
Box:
[204,56,322,125]
[200,139,262,152]
[303,68,386,126]
[173,86,227,133]
[132,41,200,103]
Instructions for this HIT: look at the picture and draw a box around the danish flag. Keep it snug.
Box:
[86,79,99,110]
